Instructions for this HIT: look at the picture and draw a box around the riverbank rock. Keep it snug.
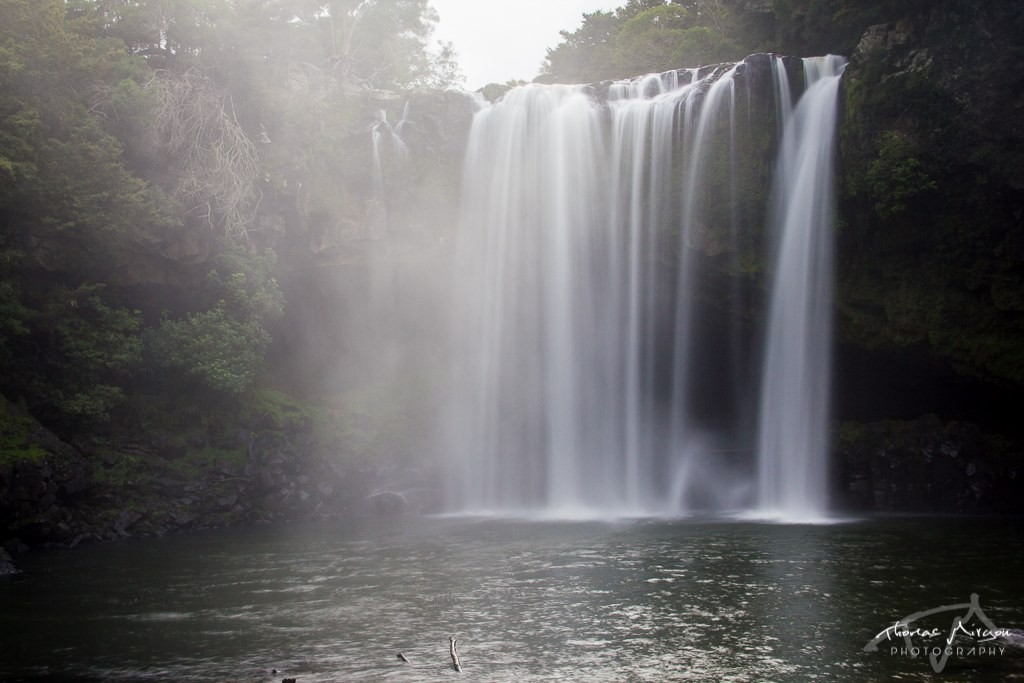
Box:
[0,548,17,576]
[837,415,1024,513]
[0,391,427,553]
[364,490,409,516]
[0,398,97,546]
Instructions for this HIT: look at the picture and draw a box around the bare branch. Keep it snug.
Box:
[144,68,261,240]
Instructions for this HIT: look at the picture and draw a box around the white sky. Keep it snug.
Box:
[429,0,622,90]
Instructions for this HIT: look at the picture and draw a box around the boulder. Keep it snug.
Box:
[0,549,18,576]
[364,490,409,516]
[838,416,1023,513]
[113,510,144,536]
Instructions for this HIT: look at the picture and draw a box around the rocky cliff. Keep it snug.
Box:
[836,3,1024,400]
[0,395,439,572]
[830,4,1024,508]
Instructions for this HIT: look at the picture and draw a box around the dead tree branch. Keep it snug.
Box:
[145,68,261,240]
[449,635,462,672]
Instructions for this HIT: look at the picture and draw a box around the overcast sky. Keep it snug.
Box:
[429,0,622,90]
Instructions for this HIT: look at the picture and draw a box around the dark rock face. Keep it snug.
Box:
[837,415,1024,513]
[836,3,1024,395]
[0,400,440,553]
[0,548,17,575]
[0,403,96,547]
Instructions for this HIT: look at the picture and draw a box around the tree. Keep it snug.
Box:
[228,0,451,89]
[613,4,742,74]
[67,0,230,67]
[538,0,776,83]
[0,0,464,440]
[39,293,143,425]
[541,10,621,82]
[0,0,175,430]
[145,239,283,398]
[145,67,261,239]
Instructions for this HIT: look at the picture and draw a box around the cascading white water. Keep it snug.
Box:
[443,55,845,518]
[608,70,699,510]
[369,106,409,237]
[447,84,615,514]
[756,55,847,522]
[667,63,739,510]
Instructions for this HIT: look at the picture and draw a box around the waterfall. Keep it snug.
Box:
[443,55,845,518]
[667,63,738,510]
[756,55,847,522]
[369,105,409,237]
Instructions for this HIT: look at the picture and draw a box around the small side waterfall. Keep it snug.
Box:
[369,105,409,237]
[443,54,846,518]
[756,56,847,522]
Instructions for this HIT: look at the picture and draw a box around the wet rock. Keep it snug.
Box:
[3,538,28,555]
[365,490,408,516]
[60,471,92,496]
[69,533,96,548]
[14,472,49,500]
[400,487,443,514]
[1,389,439,548]
[854,21,911,58]
[113,510,144,536]
[214,493,238,512]
[215,459,239,477]
[0,549,18,576]
[838,416,1023,513]
[172,512,195,528]
[154,436,188,460]
[257,468,279,491]
[154,476,188,494]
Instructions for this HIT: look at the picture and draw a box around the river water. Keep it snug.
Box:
[1,516,1021,682]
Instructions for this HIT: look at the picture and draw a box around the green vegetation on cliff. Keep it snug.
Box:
[0,0,462,449]
[837,1,1024,388]
[537,0,925,84]
[540,0,1023,399]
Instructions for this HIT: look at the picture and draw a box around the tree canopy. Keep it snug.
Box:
[0,0,460,435]
[539,0,765,82]
[538,0,914,83]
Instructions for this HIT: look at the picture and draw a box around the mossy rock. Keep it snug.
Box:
[836,3,1024,390]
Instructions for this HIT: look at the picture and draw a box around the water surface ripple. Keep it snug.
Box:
[1,516,1021,682]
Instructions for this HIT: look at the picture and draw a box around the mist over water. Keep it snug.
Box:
[443,55,847,520]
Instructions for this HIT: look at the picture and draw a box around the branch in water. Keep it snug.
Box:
[449,635,462,672]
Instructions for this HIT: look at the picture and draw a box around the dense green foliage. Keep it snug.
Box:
[145,242,283,397]
[0,0,461,443]
[540,0,760,83]
[837,1,1024,388]
[538,0,923,83]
